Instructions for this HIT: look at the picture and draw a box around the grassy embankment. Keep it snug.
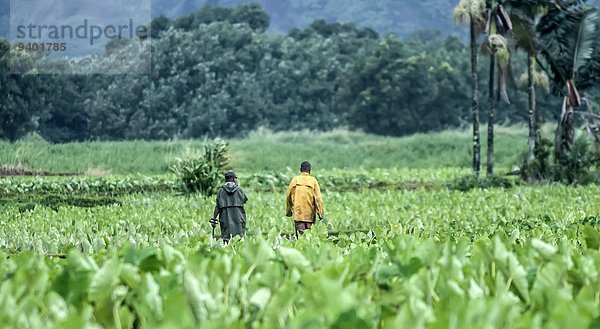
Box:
[0,126,535,175]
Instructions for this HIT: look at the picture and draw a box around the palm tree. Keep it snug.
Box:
[504,0,552,168]
[482,0,512,177]
[453,0,486,178]
[537,0,600,162]
[505,0,551,164]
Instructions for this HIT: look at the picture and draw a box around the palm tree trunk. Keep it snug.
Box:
[470,18,480,178]
[527,55,537,163]
[487,54,495,177]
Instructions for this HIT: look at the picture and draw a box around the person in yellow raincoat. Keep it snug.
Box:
[285,161,324,237]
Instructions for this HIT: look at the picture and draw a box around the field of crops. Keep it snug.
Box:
[1,128,598,328]
[2,164,600,328]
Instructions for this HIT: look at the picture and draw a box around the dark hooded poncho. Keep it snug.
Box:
[216,182,248,240]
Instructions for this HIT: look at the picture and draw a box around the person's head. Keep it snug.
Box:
[300,161,311,174]
[224,170,237,182]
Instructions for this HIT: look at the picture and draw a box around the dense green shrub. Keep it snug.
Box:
[0,194,121,212]
[553,136,600,185]
[447,175,517,192]
[519,137,553,182]
[521,135,600,185]
[170,139,229,195]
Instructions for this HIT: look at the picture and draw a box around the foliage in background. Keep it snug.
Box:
[447,174,517,191]
[2,194,121,212]
[553,135,600,184]
[535,0,600,163]
[519,136,553,182]
[340,34,469,135]
[0,176,177,196]
[170,139,229,195]
[0,168,468,200]
[521,133,600,185]
[0,4,567,142]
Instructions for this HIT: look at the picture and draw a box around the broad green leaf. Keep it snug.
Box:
[249,287,271,310]
[583,225,600,250]
[277,247,312,271]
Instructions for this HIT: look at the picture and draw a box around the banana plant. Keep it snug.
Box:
[537,0,600,158]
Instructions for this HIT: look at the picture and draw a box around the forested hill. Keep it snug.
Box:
[0,0,460,39]
[3,0,598,39]
[160,0,600,36]
[153,0,462,37]
[162,0,600,36]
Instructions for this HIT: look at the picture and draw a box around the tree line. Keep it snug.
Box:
[0,3,594,144]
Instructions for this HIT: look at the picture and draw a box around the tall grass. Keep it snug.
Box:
[0,126,535,174]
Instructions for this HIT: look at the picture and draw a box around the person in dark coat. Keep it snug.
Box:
[210,170,248,243]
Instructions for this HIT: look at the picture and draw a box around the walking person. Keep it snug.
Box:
[285,161,324,237]
[210,170,248,243]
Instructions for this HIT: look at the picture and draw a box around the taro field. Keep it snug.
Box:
[1,168,600,328]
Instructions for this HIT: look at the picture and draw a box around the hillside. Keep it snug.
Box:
[3,0,599,40]
[152,0,462,37]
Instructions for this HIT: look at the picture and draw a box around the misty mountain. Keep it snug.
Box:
[2,0,600,42]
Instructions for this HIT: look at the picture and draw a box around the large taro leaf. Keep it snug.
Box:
[88,258,122,328]
[52,250,98,307]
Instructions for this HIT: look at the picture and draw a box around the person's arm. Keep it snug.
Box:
[211,191,221,227]
[210,205,220,228]
[285,178,295,217]
[241,187,248,204]
[314,179,324,220]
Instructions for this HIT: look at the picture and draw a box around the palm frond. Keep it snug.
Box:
[485,34,510,67]
[484,8,492,34]
[570,8,598,75]
[453,0,471,24]
[497,4,513,31]
[511,14,536,55]
[498,64,511,104]
[453,0,487,24]
[535,70,551,92]
[537,2,600,96]
[577,20,600,89]
[516,70,549,91]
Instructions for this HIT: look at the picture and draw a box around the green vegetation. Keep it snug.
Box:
[1,129,599,327]
[2,183,600,327]
[0,127,529,174]
[3,194,121,212]
[0,125,597,326]
[3,1,600,327]
[0,4,571,143]
[170,139,230,195]
[0,176,177,196]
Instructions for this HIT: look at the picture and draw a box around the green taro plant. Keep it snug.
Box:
[170,138,229,195]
